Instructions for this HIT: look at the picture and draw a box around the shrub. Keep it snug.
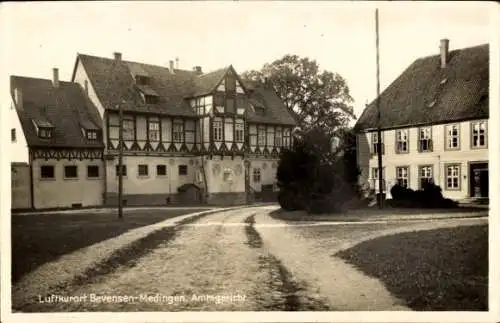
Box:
[278,189,301,211]
[389,182,459,209]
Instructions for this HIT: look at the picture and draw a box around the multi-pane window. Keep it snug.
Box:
[253,168,261,182]
[267,127,275,147]
[258,126,266,146]
[419,165,433,189]
[396,166,409,188]
[283,128,291,147]
[86,130,98,140]
[123,117,135,140]
[185,121,195,143]
[156,165,167,176]
[213,119,223,141]
[64,166,78,179]
[39,128,53,139]
[419,127,432,152]
[235,121,244,142]
[446,124,460,150]
[275,128,283,147]
[87,165,99,178]
[173,121,184,143]
[395,129,409,153]
[224,119,234,142]
[40,165,55,179]
[372,167,386,191]
[249,126,257,146]
[445,164,460,190]
[371,132,384,155]
[471,121,487,148]
[138,164,149,176]
[115,165,127,177]
[148,117,160,142]
[178,165,188,176]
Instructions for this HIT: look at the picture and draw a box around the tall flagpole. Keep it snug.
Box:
[375,8,384,208]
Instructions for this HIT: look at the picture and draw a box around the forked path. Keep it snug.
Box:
[19,206,486,312]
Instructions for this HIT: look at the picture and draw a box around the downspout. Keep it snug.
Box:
[200,156,209,204]
[29,149,35,209]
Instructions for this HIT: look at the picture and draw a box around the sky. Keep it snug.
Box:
[0,1,494,124]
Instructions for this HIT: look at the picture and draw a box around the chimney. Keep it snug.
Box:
[169,60,175,74]
[175,57,179,69]
[193,66,203,75]
[52,68,59,87]
[440,39,449,68]
[114,52,122,61]
[14,88,23,110]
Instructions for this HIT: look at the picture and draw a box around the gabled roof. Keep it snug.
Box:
[354,43,489,132]
[243,81,296,126]
[74,54,296,126]
[10,76,104,149]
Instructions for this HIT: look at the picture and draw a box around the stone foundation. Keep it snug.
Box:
[105,193,181,206]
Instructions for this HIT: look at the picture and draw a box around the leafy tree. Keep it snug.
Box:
[242,54,355,136]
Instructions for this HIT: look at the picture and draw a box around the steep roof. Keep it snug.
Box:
[354,43,489,132]
[10,76,104,149]
[75,54,296,125]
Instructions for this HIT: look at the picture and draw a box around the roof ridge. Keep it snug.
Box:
[415,43,489,61]
[11,75,75,85]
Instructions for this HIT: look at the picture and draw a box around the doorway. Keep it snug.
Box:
[469,162,488,198]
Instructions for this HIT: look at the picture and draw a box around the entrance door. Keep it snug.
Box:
[470,162,489,198]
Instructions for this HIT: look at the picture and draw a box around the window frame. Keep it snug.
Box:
[11,128,16,142]
[252,168,261,183]
[87,165,100,179]
[122,116,135,141]
[40,165,55,180]
[115,165,127,177]
[235,121,244,143]
[395,129,409,154]
[172,121,184,143]
[257,126,266,147]
[64,165,78,179]
[445,123,460,151]
[444,163,461,191]
[395,166,410,188]
[148,117,160,142]
[138,164,149,177]
[418,165,434,189]
[178,164,188,176]
[213,119,223,142]
[418,126,433,152]
[470,120,488,149]
[156,164,167,177]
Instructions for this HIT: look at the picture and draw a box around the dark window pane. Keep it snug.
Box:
[138,164,148,176]
[87,166,99,178]
[41,166,55,179]
[179,165,188,175]
[64,166,78,178]
[157,165,167,176]
[115,165,127,176]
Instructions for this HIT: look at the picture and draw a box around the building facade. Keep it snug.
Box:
[355,40,489,202]
[11,53,295,209]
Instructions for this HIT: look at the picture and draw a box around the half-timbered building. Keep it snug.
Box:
[10,70,105,209]
[70,52,296,206]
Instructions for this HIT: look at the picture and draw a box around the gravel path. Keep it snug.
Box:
[254,211,487,311]
[22,207,308,312]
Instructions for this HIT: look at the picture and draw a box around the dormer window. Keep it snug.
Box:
[39,128,53,139]
[135,75,149,85]
[145,95,159,104]
[86,130,98,140]
[32,119,54,139]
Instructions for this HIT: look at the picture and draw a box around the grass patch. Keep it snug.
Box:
[336,224,488,310]
[12,208,211,283]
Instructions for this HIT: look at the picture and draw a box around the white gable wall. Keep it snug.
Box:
[10,100,29,163]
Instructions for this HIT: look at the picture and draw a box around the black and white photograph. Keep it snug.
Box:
[0,1,498,322]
